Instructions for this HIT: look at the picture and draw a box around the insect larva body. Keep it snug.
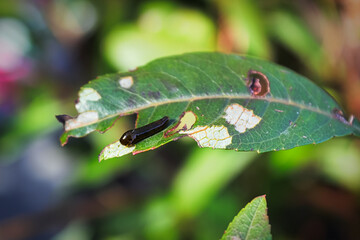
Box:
[120,116,169,147]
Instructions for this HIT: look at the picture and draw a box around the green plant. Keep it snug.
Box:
[57,52,360,239]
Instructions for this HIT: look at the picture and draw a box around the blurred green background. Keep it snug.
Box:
[0,0,360,239]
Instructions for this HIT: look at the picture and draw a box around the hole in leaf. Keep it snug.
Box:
[247,70,270,97]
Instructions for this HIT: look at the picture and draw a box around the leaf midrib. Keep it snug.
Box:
[74,94,349,131]
[244,198,263,240]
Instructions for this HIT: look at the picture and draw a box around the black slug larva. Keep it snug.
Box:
[119,116,169,146]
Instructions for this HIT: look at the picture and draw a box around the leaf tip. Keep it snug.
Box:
[59,132,70,146]
[56,114,73,126]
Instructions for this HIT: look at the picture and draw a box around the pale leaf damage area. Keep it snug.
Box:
[99,141,135,161]
[165,111,197,137]
[223,103,261,133]
[75,88,102,112]
[118,76,134,89]
[65,111,99,131]
[180,125,232,149]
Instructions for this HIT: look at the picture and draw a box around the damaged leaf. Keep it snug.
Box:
[119,116,169,147]
[56,52,360,161]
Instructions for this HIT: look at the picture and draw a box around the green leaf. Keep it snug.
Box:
[170,150,257,217]
[104,2,216,70]
[56,52,360,161]
[221,195,271,240]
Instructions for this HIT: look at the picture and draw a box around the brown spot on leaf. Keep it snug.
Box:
[247,70,270,97]
[332,108,349,124]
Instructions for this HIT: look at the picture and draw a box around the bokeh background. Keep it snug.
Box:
[1,0,360,239]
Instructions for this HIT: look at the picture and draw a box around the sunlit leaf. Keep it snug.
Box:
[104,2,215,70]
[221,195,271,240]
[171,150,256,216]
[142,150,257,238]
[56,52,360,160]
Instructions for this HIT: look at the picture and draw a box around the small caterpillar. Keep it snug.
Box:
[119,116,169,147]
